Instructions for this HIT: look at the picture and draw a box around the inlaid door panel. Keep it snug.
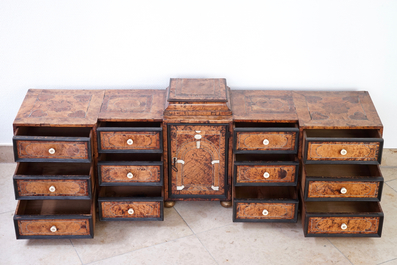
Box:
[168,124,228,199]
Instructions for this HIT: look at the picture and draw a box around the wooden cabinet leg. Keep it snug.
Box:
[164,201,176,208]
[220,201,232,208]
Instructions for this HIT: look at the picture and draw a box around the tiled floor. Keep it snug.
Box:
[1,149,397,265]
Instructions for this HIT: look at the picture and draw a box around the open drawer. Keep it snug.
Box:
[14,198,95,239]
[98,186,163,221]
[302,201,383,237]
[233,186,298,222]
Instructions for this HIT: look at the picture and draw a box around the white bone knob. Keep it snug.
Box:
[50,226,57,232]
[127,139,133,145]
[262,209,269,216]
[263,172,270,179]
[128,208,134,215]
[340,149,347,156]
[341,223,347,230]
[340,187,347,194]
[48,148,55,154]
[263,139,269,145]
[127,172,133,179]
[49,186,56,192]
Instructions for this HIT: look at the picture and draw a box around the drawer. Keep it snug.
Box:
[302,164,383,201]
[97,127,162,153]
[13,163,93,200]
[14,199,95,239]
[234,161,298,186]
[302,201,383,237]
[234,125,298,154]
[234,186,298,222]
[98,161,163,186]
[303,129,383,164]
[98,186,163,221]
[13,127,92,163]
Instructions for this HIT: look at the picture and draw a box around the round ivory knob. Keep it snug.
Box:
[340,149,347,156]
[128,208,134,215]
[340,187,347,194]
[341,223,347,230]
[50,226,57,232]
[48,148,55,154]
[127,172,133,179]
[263,139,270,146]
[127,139,133,145]
[263,172,270,179]
[49,186,56,192]
[262,209,269,216]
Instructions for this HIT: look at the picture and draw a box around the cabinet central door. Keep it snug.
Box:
[168,124,228,199]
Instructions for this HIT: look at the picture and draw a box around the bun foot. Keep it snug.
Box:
[220,201,232,208]
[164,201,176,208]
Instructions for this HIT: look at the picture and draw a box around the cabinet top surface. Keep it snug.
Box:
[13,89,105,127]
[168,78,228,102]
[293,91,382,128]
[99,89,166,121]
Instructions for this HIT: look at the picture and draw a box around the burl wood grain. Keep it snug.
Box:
[231,90,298,122]
[100,165,161,183]
[168,78,228,102]
[16,140,89,160]
[307,181,380,199]
[169,124,227,197]
[307,141,381,162]
[307,217,380,234]
[101,201,161,218]
[236,165,296,184]
[13,89,104,127]
[18,219,90,236]
[236,131,297,151]
[235,202,296,220]
[17,179,89,197]
[99,89,166,121]
[99,131,161,151]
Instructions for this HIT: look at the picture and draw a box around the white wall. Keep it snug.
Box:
[1,0,396,147]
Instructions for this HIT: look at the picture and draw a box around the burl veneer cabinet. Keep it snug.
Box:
[11,79,385,239]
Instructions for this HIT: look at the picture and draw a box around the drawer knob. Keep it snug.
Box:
[48,148,56,154]
[341,223,348,230]
[49,186,56,192]
[127,139,134,145]
[128,208,134,215]
[263,139,270,145]
[340,187,347,194]
[127,172,134,179]
[340,149,347,156]
[263,172,270,179]
[262,209,269,216]
[50,226,57,233]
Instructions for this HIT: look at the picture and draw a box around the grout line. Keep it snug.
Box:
[326,238,354,265]
[386,183,397,193]
[70,239,85,265]
[377,257,397,265]
[173,206,195,235]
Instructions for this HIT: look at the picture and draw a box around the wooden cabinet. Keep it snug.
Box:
[11,80,385,239]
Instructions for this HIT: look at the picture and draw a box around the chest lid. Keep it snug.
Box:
[168,78,228,102]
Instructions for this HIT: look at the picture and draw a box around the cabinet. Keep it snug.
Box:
[11,81,385,239]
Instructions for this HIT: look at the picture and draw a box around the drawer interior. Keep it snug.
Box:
[305,201,382,214]
[98,153,162,162]
[235,122,297,128]
[99,186,162,198]
[15,126,91,137]
[305,164,382,178]
[16,163,91,176]
[235,186,297,200]
[235,154,297,163]
[305,129,381,139]
[99,121,162,128]
[16,200,92,215]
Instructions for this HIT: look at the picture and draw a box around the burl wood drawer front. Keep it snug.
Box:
[98,128,162,153]
[99,162,162,186]
[234,129,298,153]
[234,202,297,222]
[100,201,163,221]
[13,137,91,162]
[16,218,91,238]
[306,217,381,236]
[15,179,91,200]
[235,163,298,186]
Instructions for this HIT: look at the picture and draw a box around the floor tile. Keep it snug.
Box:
[197,221,351,265]
[328,185,397,265]
[0,145,13,163]
[381,167,397,182]
[0,163,18,213]
[90,235,217,265]
[174,201,235,234]
[388,179,397,192]
[0,211,82,265]
[71,207,193,264]
[381,149,397,167]
[380,259,397,265]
